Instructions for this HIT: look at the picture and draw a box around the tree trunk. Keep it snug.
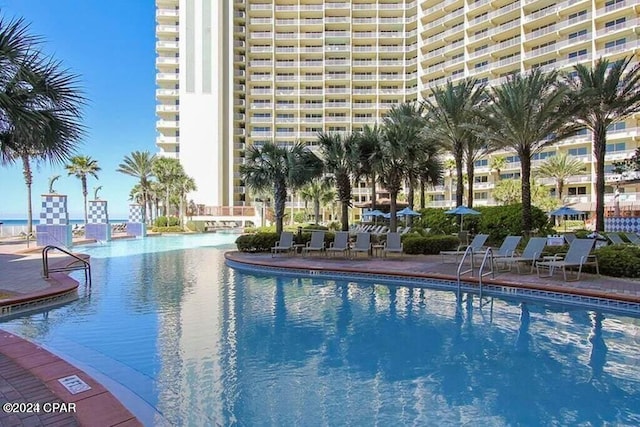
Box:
[389,191,398,232]
[274,181,287,235]
[466,161,474,209]
[593,126,607,232]
[520,151,533,235]
[407,177,415,227]
[455,158,464,207]
[21,155,33,235]
[82,177,88,224]
[314,198,320,224]
[419,180,425,210]
[370,173,377,211]
[340,200,349,232]
[165,188,170,217]
[557,179,564,201]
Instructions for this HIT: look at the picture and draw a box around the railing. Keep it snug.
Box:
[478,248,495,299]
[42,245,91,286]
[456,246,475,297]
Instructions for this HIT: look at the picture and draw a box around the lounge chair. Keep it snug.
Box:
[563,233,576,245]
[302,231,326,256]
[624,232,640,245]
[536,238,599,281]
[607,232,625,245]
[475,235,521,263]
[440,234,489,263]
[327,231,350,257]
[351,232,372,258]
[499,237,547,273]
[271,231,294,257]
[383,232,403,258]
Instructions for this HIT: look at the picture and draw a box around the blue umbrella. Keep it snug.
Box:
[549,206,583,217]
[364,209,386,217]
[397,207,421,217]
[445,205,481,231]
[550,206,584,232]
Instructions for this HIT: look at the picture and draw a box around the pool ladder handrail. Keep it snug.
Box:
[42,245,91,286]
[456,246,475,296]
[478,247,495,300]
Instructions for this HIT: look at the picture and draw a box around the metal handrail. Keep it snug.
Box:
[42,245,91,286]
[478,247,495,300]
[456,246,475,297]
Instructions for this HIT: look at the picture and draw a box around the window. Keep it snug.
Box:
[605,38,626,49]
[500,172,521,179]
[606,142,625,152]
[474,159,488,167]
[605,17,626,28]
[532,151,556,160]
[506,155,520,163]
[568,186,587,196]
[475,60,489,69]
[568,49,587,59]
[568,29,587,39]
[568,147,588,156]
[568,10,587,21]
[475,192,488,200]
[474,176,488,183]
[607,122,626,132]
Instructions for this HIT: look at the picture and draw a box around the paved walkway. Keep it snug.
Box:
[0,239,141,426]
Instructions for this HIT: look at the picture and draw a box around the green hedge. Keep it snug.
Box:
[236,232,280,252]
[592,244,640,278]
[151,226,184,233]
[402,235,459,255]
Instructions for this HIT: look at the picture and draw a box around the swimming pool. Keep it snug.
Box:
[2,234,640,425]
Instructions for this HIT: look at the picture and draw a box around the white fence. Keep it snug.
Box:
[0,225,29,239]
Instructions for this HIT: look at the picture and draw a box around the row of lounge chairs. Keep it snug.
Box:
[352,225,412,235]
[271,231,403,258]
[440,234,600,281]
[607,232,640,246]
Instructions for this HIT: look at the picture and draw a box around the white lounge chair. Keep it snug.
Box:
[499,237,547,273]
[327,231,350,257]
[475,235,521,266]
[351,232,371,258]
[271,231,294,257]
[440,234,489,263]
[536,238,599,281]
[302,231,326,256]
[383,232,403,258]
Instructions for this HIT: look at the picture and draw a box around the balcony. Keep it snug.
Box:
[156,24,178,35]
[156,88,178,97]
[156,120,179,129]
[156,40,179,50]
[156,56,179,66]
[156,73,179,82]
[156,136,179,145]
[156,105,179,113]
[156,9,179,19]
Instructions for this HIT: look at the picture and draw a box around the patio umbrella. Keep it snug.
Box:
[445,205,481,231]
[549,206,584,232]
[363,209,385,224]
[397,207,422,217]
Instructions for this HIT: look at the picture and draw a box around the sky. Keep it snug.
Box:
[0,0,157,220]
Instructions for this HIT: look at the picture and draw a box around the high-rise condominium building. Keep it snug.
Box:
[155,0,639,216]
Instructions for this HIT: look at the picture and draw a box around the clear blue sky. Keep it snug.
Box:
[0,0,157,220]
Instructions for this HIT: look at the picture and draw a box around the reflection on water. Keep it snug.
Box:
[1,240,640,425]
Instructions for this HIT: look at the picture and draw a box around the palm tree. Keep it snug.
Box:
[317,131,360,231]
[568,57,640,232]
[537,152,584,201]
[379,104,426,232]
[424,78,486,208]
[417,150,444,209]
[299,178,333,224]
[479,69,581,234]
[175,173,196,227]
[65,155,100,224]
[463,132,489,208]
[0,17,86,234]
[117,151,155,223]
[152,157,183,216]
[356,123,384,211]
[444,158,456,207]
[240,141,322,235]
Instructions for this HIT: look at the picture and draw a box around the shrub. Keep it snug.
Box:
[402,235,459,255]
[235,232,280,252]
[414,209,458,235]
[302,224,328,231]
[592,244,640,278]
[167,216,180,226]
[154,216,168,227]
[186,221,205,232]
[476,204,553,243]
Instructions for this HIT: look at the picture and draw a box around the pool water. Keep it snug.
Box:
[2,234,640,425]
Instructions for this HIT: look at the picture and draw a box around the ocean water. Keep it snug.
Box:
[0,219,127,226]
